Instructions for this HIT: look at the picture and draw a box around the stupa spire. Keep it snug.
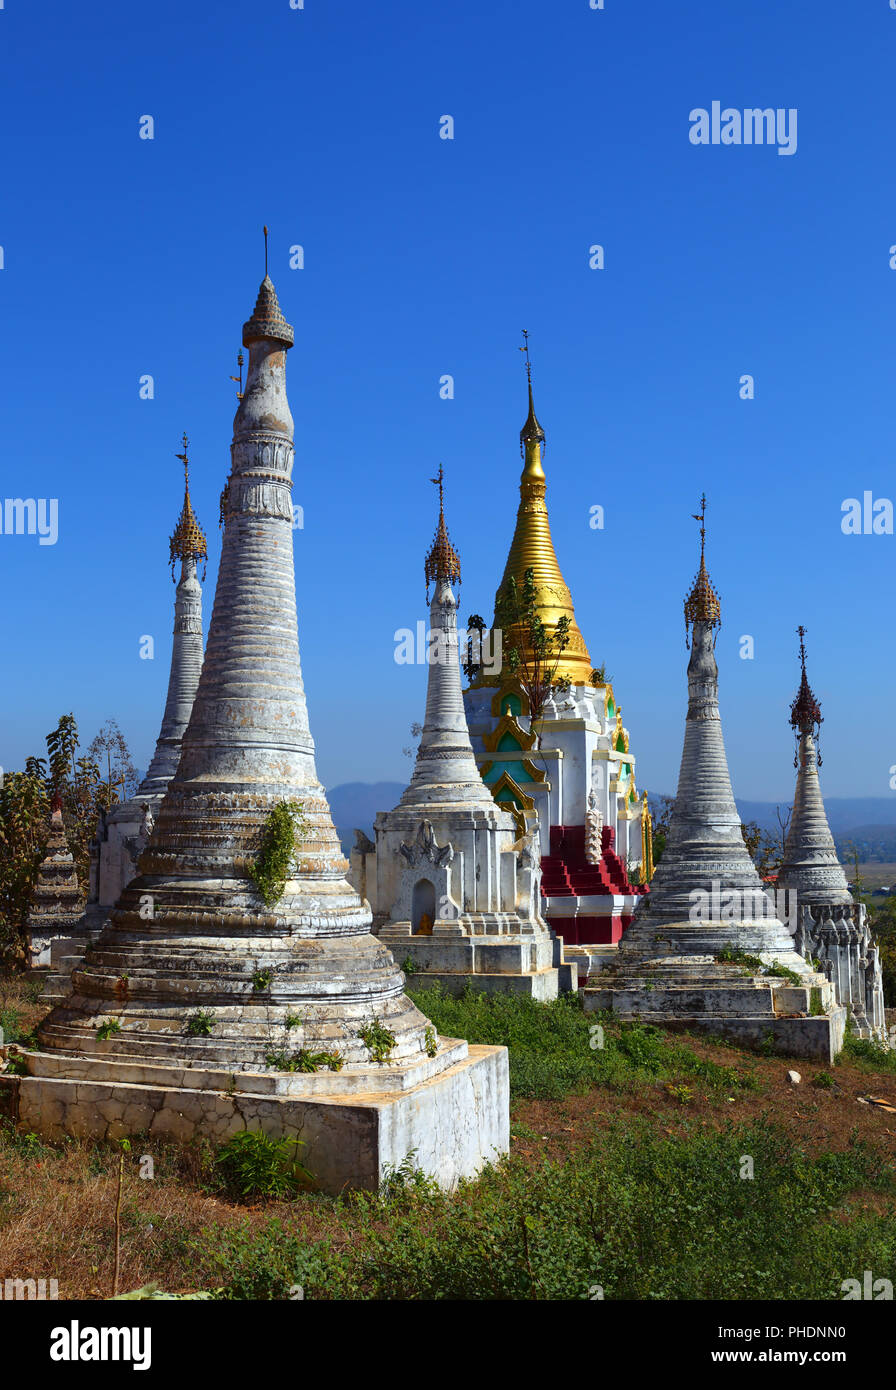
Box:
[778,628,850,906]
[491,333,591,686]
[169,434,208,581]
[29,255,508,1190]
[403,472,495,809]
[137,437,207,800]
[635,502,757,922]
[684,492,721,646]
[39,259,438,1075]
[424,464,461,596]
[583,511,845,1062]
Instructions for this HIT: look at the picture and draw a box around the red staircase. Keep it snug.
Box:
[541,825,647,899]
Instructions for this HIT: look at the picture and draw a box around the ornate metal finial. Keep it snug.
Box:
[242,239,294,348]
[683,492,721,646]
[424,464,462,599]
[169,433,208,581]
[520,328,533,387]
[229,349,244,401]
[790,624,823,766]
[519,329,546,460]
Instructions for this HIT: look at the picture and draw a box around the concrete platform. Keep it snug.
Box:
[1,1037,509,1194]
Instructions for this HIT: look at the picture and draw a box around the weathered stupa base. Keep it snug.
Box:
[4,1037,508,1194]
[583,921,847,1063]
[378,915,571,998]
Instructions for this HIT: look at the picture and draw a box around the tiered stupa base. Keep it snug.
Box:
[378,914,564,999]
[584,919,846,1062]
[5,1040,508,1193]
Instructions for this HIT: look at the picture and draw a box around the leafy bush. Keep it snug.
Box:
[839,1032,896,1074]
[213,1131,311,1200]
[264,1048,343,1073]
[0,1007,22,1043]
[194,1220,334,1300]
[250,801,308,907]
[358,1020,396,1063]
[185,1010,216,1037]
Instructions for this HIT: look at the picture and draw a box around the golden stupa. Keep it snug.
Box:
[489,359,593,688]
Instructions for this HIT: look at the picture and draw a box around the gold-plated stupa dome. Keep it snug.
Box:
[683,493,721,642]
[169,434,208,580]
[490,338,592,686]
[424,465,461,597]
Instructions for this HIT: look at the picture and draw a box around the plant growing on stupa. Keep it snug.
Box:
[264,1047,343,1073]
[96,1019,121,1041]
[249,800,308,907]
[493,567,571,738]
[358,1019,397,1063]
[424,1026,438,1058]
[251,969,273,992]
[185,1009,217,1037]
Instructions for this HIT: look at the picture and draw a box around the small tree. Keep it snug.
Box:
[649,794,676,866]
[88,719,138,812]
[0,767,50,965]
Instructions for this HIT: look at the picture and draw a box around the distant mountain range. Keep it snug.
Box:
[329,787,896,859]
[328,782,405,854]
[647,795,896,836]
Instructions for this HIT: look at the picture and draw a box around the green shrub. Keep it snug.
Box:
[358,1020,396,1063]
[213,1131,311,1200]
[839,1032,896,1073]
[264,1048,343,1073]
[96,1019,121,1041]
[0,1007,22,1043]
[250,801,308,907]
[194,1220,334,1300]
[185,1010,216,1037]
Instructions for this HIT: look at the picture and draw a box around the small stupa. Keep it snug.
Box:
[26,796,84,969]
[584,498,846,1061]
[356,469,572,997]
[778,628,886,1040]
[87,439,207,926]
[13,250,508,1191]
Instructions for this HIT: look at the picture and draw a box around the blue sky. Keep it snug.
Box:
[1,0,895,803]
